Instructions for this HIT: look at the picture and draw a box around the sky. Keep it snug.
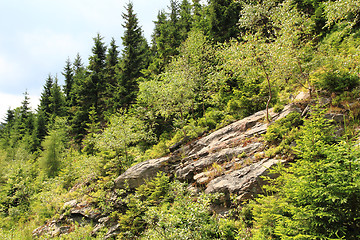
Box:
[0,0,171,121]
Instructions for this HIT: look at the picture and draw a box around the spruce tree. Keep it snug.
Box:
[119,2,150,108]
[39,74,53,121]
[62,57,74,106]
[207,0,242,42]
[179,0,193,41]
[69,54,89,145]
[104,38,120,113]
[19,91,34,133]
[148,10,168,75]
[86,33,107,115]
[49,77,66,118]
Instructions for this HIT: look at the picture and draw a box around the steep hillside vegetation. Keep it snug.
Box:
[1,0,360,239]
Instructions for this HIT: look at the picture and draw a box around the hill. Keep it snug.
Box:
[1,0,360,239]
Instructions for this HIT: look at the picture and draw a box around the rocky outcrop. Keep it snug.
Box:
[34,103,302,238]
[114,104,301,196]
[33,201,103,238]
[205,158,285,200]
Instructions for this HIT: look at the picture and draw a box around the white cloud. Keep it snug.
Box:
[0,56,23,81]
[19,30,85,63]
[0,92,40,121]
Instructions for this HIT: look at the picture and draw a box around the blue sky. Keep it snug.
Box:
[0,0,171,120]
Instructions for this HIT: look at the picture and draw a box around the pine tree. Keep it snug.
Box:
[208,0,242,42]
[39,75,66,122]
[62,57,74,106]
[19,91,34,133]
[49,77,66,118]
[192,0,210,34]
[69,54,89,146]
[39,74,53,120]
[167,0,181,55]
[104,38,120,113]
[119,2,150,108]
[179,0,193,41]
[86,33,107,115]
[147,10,168,75]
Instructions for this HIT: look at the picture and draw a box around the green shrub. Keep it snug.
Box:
[199,109,225,130]
[312,68,360,93]
[264,112,303,145]
[251,112,360,239]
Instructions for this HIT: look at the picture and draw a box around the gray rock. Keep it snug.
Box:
[34,103,302,239]
[294,91,310,101]
[205,158,283,201]
[114,156,179,189]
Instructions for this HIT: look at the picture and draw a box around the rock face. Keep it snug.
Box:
[205,158,284,200]
[114,104,301,197]
[34,103,302,238]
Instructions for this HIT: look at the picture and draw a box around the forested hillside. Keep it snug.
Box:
[1,0,360,239]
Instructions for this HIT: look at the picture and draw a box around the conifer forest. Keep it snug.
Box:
[1,0,360,239]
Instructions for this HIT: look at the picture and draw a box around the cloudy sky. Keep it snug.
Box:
[0,0,171,120]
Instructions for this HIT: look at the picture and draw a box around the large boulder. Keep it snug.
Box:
[114,104,301,190]
[205,158,284,201]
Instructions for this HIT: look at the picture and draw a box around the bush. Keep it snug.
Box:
[264,112,303,145]
[312,68,360,93]
[251,112,360,239]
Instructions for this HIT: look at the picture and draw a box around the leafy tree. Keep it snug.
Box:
[82,106,101,156]
[95,110,153,175]
[39,117,69,178]
[239,0,282,39]
[324,0,360,28]
[138,59,196,137]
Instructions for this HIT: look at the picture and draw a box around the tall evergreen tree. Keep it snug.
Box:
[207,0,242,42]
[73,53,84,75]
[192,0,211,33]
[147,10,168,75]
[119,2,150,108]
[62,57,74,106]
[179,0,193,41]
[86,34,107,114]
[69,54,89,145]
[39,74,53,120]
[104,38,120,113]
[49,77,66,118]
[19,91,34,133]
[148,1,188,75]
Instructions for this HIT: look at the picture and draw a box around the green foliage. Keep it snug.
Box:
[312,67,360,93]
[251,111,360,239]
[1,0,360,238]
[95,110,154,175]
[114,173,243,240]
[119,2,150,108]
[207,0,242,42]
[264,111,303,145]
[39,117,69,178]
